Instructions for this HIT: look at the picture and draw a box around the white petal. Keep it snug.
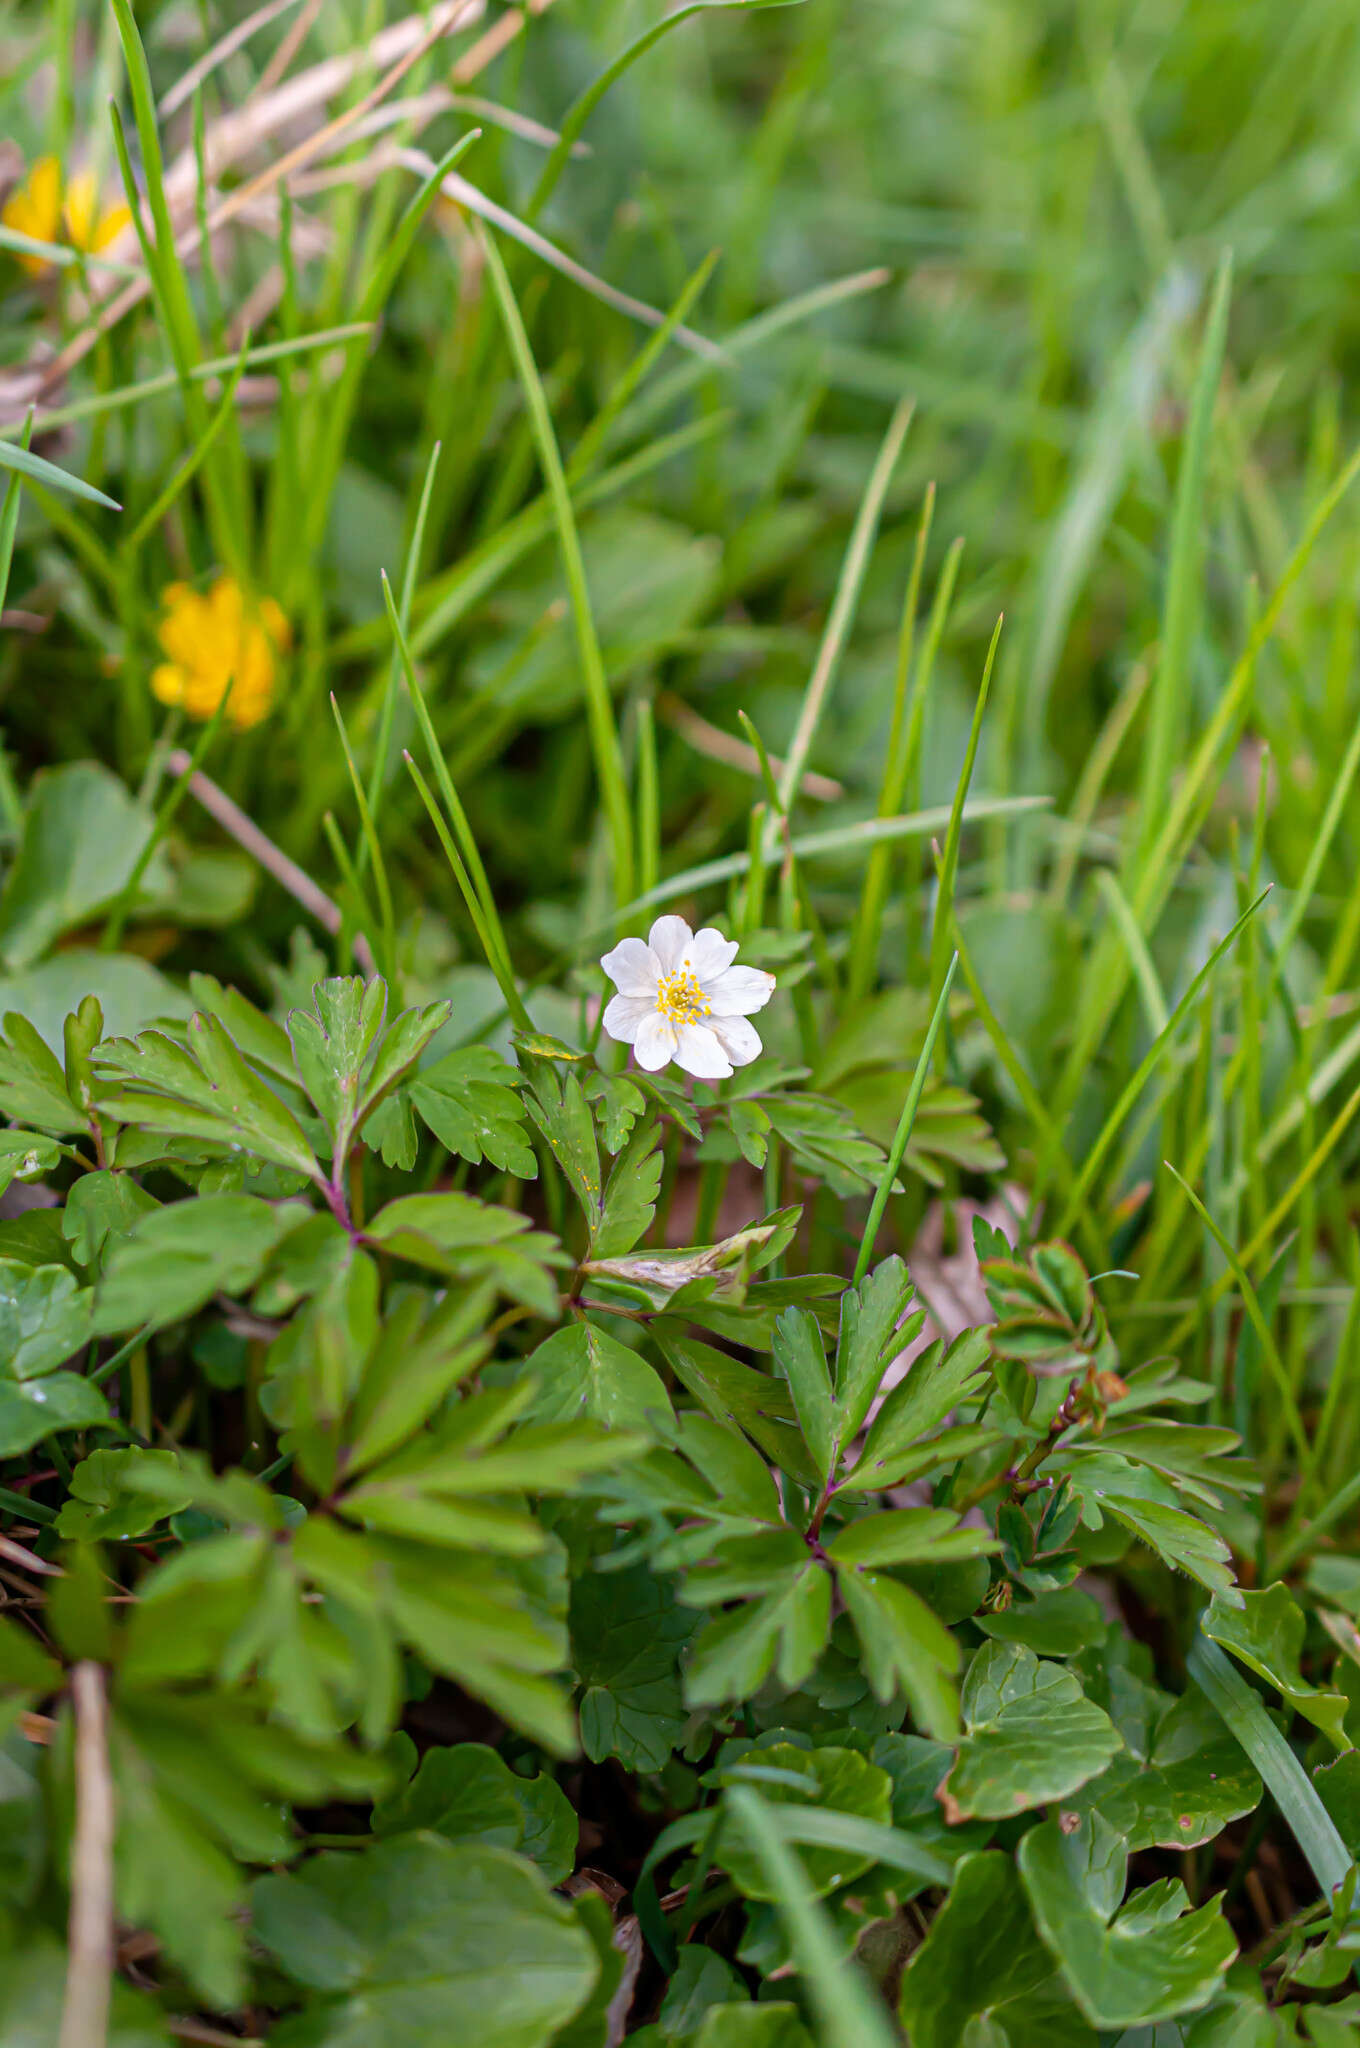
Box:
[603,993,655,1045]
[599,935,658,997]
[674,1022,733,1080]
[684,927,739,982]
[647,914,693,975]
[705,965,777,1016]
[633,1013,678,1071]
[709,1013,762,1066]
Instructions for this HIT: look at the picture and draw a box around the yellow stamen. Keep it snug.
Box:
[656,969,711,1026]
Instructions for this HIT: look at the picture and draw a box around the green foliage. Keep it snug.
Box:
[4,0,1360,2033]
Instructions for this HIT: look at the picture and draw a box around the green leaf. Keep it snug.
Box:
[571,1563,699,1772]
[839,1329,992,1491]
[685,1563,831,1707]
[0,1372,108,1455]
[0,1011,85,1131]
[591,1120,663,1260]
[715,1742,892,1900]
[693,2007,815,2048]
[1204,1584,1351,1750]
[94,1195,310,1334]
[1060,1460,1237,1598]
[521,1320,673,1433]
[976,1586,1109,1658]
[252,1836,599,2046]
[57,1449,193,1541]
[0,1259,92,1376]
[522,1062,603,1227]
[61,1170,159,1265]
[833,1255,917,1444]
[0,1129,62,1196]
[898,1850,1096,2048]
[1017,1815,1237,2028]
[341,1285,492,1476]
[0,1924,171,2046]
[364,1192,565,1318]
[96,1014,320,1180]
[408,1046,537,1177]
[287,975,388,1158]
[939,1643,1123,1822]
[585,1069,646,1154]
[660,1332,818,1487]
[0,763,163,969]
[773,1306,836,1483]
[828,1507,996,1569]
[835,1567,962,1738]
[373,1742,576,1883]
[1065,1685,1261,1852]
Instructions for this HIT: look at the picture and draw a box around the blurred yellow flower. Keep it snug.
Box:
[2,156,131,274]
[151,578,290,732]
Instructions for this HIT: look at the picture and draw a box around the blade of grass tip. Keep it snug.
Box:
[1053,888,1271,1238]
[928,616,1003,1005]
[381,571,524,1013]
[853,955,958,1286]
[1163,1161,1310,1473]
[0,436,121,514]
[366,442,443,841]
[723,1788,898,2048]
[330,696,396,980]
[124,334,252,554]
[1188,1634,1352,1900]
[1093,867,1169,1036]
[1134,250,1233,867]
[847,479,935,1000]
[477,222,635,908]
[528,0,800,222]
[900,533,964,938]
[568,249,721,482]
[403,755,534,1034]
[770,397,914,842]
[634,696,660,902]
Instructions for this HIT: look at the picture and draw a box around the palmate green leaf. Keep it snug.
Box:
[839,1328,993,1491]
[407,1045,537,1177]
[364,1191,566,1318]
[1204,1584,1351,1750]
[373,1741,576,1884]
[761,1092,891,1197]
[94,1194,311,1334]
[714,1741,892,1900]
[828,1506,997,1570]
[898,1850,1096,2048]
[95,1014,320,1180]
[1017,1815,1237,2029]
[585,1068,646,1153]
[521,1058,603,1226]
[832,1255,918,1443]
[253,1836,599,2048]
[340,1283,493,1477]
[0,1012,85,1132]
[287,975,387,1154]
[1057,1454,1238,1599]
[659,1331,818,1487]
[521,1320,673,1433]
[938,1643,1123,1822]
[571,1563,699,1772]
[685,1560,831,1705]
[1065,1687,1261,1851]
[187,972,297,1081]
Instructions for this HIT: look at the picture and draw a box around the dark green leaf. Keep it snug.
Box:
[939,1643,1123,1822]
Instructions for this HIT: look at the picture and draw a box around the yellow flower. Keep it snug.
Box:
[151,578,290,732]
[3,155,131,274]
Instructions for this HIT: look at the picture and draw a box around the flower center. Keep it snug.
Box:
[655,969,711,1027]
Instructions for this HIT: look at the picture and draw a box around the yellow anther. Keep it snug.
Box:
[655,970,711,1026]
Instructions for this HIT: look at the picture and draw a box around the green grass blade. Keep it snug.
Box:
[124,338,251,553]
[724,1788,898,2048]
[477,223,635,907]
[929,615,1003,1004]
[853,955,958,1285]
[772,397,914,830]
[0,438,120,514]
[1188,1634,1351,1900]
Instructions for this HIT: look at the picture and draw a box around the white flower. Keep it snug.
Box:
[600,915,775,1080]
